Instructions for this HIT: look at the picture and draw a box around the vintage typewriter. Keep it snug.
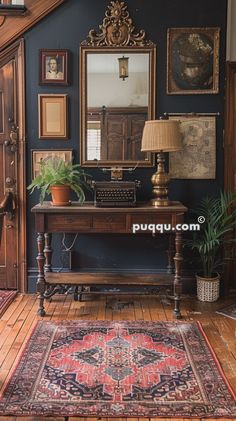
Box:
[92,181,138,207]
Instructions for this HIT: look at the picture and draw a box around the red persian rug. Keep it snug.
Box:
[0,320,235,417]
[0,290,17,317]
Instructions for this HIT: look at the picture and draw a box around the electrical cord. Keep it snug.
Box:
[57,233,78,272]
[62,232,78,251]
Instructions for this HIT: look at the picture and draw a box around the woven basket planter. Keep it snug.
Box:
[196,273,220,302]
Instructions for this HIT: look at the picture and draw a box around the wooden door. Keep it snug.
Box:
[0,60,17,288]
[128,113,147,160]
[0,40,26,291]
[103,114,127,161]
[224,62,236,291]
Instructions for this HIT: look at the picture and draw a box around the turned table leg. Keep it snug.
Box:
[36,232,46,316]
[44,233,52,272]
[167,233,175,274]
[173,231,183,319]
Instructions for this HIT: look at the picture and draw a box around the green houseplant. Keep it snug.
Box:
[27,159,90,206]
[185,191,236,301]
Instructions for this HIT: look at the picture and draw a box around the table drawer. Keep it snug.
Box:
[92,214,126,231]
[131,214,172,225]
[46,214,92,231]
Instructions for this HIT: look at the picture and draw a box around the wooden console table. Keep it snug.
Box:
[31,201,187,318]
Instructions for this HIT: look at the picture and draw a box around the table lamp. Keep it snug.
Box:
[141,119,182,207]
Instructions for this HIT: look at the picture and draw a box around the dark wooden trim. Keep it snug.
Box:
[224,61,236,293]
[0,39,26,292]
[0,0,65,52]
[224,61,236,192]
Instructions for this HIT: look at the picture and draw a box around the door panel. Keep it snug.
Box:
[0,60,17,289]
[128,114,147,160]
[103,114,127,161]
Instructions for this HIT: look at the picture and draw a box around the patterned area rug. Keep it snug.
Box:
[0,290,17,317]
[216,303,236,320]
[0,320,235,417]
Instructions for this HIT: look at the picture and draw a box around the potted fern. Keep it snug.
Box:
[185,191,236,301]
[27,158,91,206]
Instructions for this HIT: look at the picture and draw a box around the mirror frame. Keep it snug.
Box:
[79,1,156,167]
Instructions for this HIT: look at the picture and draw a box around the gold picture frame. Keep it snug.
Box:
[167,27,220,94]
[38,94,68,139]
[31,149,73,179]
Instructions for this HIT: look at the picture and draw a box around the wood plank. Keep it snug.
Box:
[45,271,173,286]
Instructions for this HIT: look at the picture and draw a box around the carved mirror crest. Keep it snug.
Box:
[80,0,156,167]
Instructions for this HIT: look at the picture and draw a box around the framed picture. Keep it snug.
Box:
[38,94,68,139]
[168,115,216,179]
[167,28,220,94]
[39,49,70,85]
[31,149,73,179]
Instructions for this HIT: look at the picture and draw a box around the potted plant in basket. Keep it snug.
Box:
[27,158,91,206]
[185,191,236,302]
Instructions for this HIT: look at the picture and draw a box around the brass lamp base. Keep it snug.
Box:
[150,151,171,207]
[151,198,170,207]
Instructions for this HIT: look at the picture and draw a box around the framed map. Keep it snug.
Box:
[169,115,216,179]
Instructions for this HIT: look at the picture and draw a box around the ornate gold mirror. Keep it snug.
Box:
[80,0,156,167]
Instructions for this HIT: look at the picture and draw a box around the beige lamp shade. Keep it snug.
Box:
[141,119,182,152]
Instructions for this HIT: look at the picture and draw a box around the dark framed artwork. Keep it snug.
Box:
[39,49,70,85]
[168,114,216,179]
[31,149,73,179]
[38,94,68,139]
[167,28,220,94]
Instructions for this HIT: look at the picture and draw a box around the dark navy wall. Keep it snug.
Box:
[25,0,227,289]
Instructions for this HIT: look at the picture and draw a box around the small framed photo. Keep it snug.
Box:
[38,94,68,139]
[167,27,220,94]
[39,49,70,85]
[32,149,73,179]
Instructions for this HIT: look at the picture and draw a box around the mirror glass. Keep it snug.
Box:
[80,47,156,167]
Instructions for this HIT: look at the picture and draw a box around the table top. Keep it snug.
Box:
[31,201,188,214]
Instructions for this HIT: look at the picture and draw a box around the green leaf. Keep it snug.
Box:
[27,158,92,204]
[185,191,236,277]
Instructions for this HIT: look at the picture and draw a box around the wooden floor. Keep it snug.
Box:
[0,291,236,421]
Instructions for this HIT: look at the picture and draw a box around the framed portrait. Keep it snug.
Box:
[38,94,68,139]
[32,149,73,179]
[168,115,216,179]
[167,28,220,94]
[39,49,70,85]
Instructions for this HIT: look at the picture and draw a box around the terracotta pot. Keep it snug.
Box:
[196,273,220,302]
[50,185,71,206]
